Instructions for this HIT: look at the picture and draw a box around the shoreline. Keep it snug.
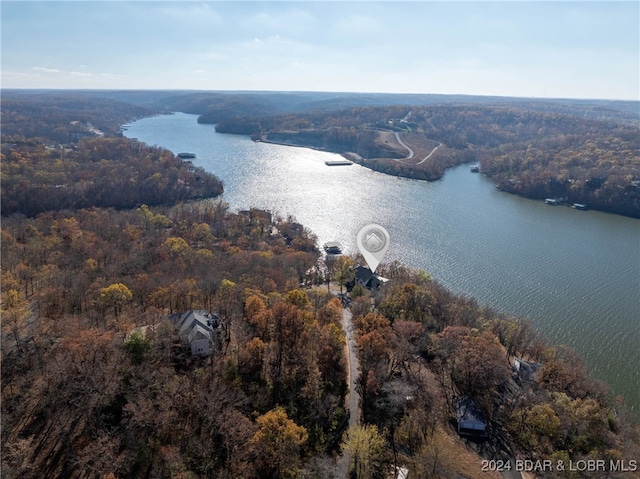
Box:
[126,113,640,414]
[250,132,639,219]
[254,135,449,181]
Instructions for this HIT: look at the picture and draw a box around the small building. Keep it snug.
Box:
[512,357,541,384]
[455,397,488,439]
[174,310,220,356]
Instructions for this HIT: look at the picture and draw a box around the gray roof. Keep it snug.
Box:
[176,310,218,341]
[187,323,212,343]
[455,397,487,433]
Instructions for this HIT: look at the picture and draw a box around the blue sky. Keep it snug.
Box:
[2,1,638,100]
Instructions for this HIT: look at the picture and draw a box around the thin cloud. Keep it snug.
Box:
[32,66,61,73]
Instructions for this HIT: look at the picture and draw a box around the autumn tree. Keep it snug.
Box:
[435,326,510,418]
[249,407,308,479]
[334,255,355,294]
[96,283,133,319]
[341,424,387,479]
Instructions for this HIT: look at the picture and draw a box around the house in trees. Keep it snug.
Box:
[173,310,220,356]
[455,397,488,439]
[512,357,541,384]
[348,265,389,291]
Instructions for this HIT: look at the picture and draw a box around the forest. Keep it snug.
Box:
[1,91,639,478]
[1,137,223,217]
[3,199,639,478]
[1,94,223,217]
[1,93,158,142]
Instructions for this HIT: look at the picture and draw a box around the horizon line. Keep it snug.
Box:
[2,87,638,103]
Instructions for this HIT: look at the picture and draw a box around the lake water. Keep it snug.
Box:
[126,112,640,411]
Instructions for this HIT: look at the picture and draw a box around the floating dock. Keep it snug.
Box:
[325,160,353,166]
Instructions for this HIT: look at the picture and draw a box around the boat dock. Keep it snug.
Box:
[325,160,353,166]
[323,242,343,255]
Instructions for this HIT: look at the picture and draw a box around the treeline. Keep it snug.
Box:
[1,202,348,478]
[343,267,639,476]
[1,137,223,217]
[1,93,157,143]
[215,104,640,217]
[481,134,640,217]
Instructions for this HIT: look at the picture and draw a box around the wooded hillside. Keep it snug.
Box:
[1,94,223,217]
[215,103,640,217]
[1,137,223,217]
[3,201,638,478]
[1,94,157,143]
[1,202,345,478]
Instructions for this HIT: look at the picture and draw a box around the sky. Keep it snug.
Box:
[2,1,639,100]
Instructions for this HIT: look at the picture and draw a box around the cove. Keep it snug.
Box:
[126,112,640,411]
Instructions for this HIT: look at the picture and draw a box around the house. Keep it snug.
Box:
[349,265,389,291]
[173,310,220,356]
[512,357,541,384]
[455,397,488,439]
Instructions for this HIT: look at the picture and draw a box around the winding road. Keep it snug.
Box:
[393,132,414,160]
[416,142,441,165]
[393,131,441,164]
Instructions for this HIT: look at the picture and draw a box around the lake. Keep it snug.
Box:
[126,112,640,411]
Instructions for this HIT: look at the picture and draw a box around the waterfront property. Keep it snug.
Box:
[512,357,541,384]
[349,265,389,290]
